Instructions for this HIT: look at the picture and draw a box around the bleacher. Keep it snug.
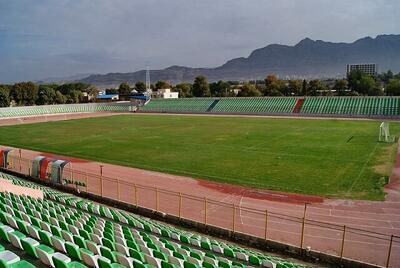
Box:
[140,97,400,118]
[140,99,216,113]
[0,172,309,268]
[300,97,400,116]
[212,98,298,114]
[0,103,135,119]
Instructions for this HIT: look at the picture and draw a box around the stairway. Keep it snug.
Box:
[206,99,220,112]
[292,98,305,113]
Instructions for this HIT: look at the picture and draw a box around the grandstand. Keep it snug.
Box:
[300,97,400,116]
[140,99,216,113]
[140,96,400,118]
[0,103,136,119]
[212,98,298,114]
[0,171,309,268]
[1,97,398,120]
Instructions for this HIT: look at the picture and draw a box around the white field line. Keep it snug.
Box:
[347,143,379,194]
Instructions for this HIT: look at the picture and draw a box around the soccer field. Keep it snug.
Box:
[0,114,398,200]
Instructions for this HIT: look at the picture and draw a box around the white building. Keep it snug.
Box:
[153,88,179,99]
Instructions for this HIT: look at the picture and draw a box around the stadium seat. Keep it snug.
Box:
[0,171,310,268]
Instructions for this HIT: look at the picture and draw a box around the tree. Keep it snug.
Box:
[192,76,210,97]
[118,82,131,95]
[288,80,302,96]
[264,75,279,95]
[268,88,284,96]
[217,80,231,96]
[346,70,382,95]
[307,80,326,96]
[54,91,66,104]
[155,81,170,90]
[209,80,230,97]
[57,83,90,95]
[378,70,394,84]
[0,87,10,107]
[358,76,377,95]
[368,85,384,96]
[347,70,364,92]
[301,79,308,95]
[333,79,348,96]
[264,75,287,96]
[174,83,192,98]
[135,81,146,93]
[66,90,83,104]
[386,79,400,96]
[11,82,38,105]
[36,85,56,105]
[237,83,261,97]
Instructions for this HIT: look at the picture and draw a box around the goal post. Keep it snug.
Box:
[379,122,395,143]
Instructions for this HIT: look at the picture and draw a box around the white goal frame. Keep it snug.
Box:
[379,122,395,143]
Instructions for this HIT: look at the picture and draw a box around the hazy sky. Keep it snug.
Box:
[0,0,399,83]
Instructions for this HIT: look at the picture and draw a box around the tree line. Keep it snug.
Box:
[0,82,97,107]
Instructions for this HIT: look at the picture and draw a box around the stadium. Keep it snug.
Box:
[0,96,399,268]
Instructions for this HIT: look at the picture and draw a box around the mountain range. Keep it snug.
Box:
[36,73,94,84]
[74,34,400,88]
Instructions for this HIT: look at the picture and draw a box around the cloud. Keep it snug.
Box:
[0,0,399,83]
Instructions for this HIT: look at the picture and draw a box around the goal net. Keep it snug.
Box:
[379,122,395,143]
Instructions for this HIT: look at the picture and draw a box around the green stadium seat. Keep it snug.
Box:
[20,237,40,258]
[0,172,310,268]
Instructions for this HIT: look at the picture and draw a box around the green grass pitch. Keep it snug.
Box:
[0,114,398,200]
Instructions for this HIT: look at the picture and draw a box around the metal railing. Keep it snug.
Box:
[4,155,400,268]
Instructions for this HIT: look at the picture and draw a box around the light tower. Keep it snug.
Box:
[145,66,151,95]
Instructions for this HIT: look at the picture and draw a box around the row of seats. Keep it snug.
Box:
[300,97,400,115]
[212,98,297,114]
[140,97,400,117]
[140,99,216,113]
[0,172,310,268]
[0,104,135,118]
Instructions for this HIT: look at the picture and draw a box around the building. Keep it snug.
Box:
[347,64,378,76]
[152,88,179,99]
[96,94,119,102]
